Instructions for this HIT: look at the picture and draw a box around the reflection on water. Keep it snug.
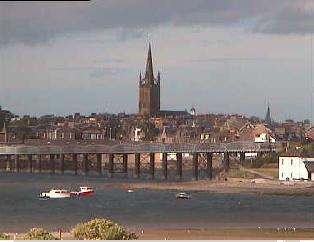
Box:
[0,173,314,232]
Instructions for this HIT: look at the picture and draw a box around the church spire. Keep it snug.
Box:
[145,43,154,83]
[265,104,271,125]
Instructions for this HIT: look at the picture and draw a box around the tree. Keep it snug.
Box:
[23,228,57,240]
[72,218,138,240]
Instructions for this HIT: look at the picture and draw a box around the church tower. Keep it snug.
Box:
[265,104,272,125]
[138,44,160,116]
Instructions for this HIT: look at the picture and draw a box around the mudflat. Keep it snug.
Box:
[112,178,314,196]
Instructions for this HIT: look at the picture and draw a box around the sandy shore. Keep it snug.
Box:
[7,228,314,240]
[103,178,314,196]
[138,228,314,240]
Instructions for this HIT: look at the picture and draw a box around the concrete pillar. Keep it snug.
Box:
[37,155,42,173]
[149,153,155,179]
[5,155,11,172]
[122,153,128,177]
[240,152,245,165]
[50,154,55,174]
[82,153,88,176]
[96,153,102,175]
[14,154,19,173]
[134,153,140,179]
[176,153,183,181]
[60,154,65,174]
[162,152,168,180]
[108,153,114,177]
[224,152,230,171]
[206,152,213,179]
[28,154,33,173]
[72,154,78,175]
[192,153,199,181]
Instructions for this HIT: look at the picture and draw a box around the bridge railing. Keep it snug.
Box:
[0,141,285,155]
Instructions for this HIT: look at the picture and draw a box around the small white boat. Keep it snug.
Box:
[39,189,71,199]
[71,187,95,197]
[127,189,134,193]
[176,192,191,199]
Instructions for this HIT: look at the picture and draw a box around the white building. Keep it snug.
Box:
[255,133,276,143]
[279,156,314,181]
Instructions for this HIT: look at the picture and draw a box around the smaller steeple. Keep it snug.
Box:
[265,104,271,125]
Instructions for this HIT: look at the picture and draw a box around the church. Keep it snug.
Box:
[138,44,190,118]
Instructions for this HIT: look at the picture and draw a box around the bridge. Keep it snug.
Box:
[0,141,283,181]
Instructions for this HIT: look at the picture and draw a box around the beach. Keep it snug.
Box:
[7,228,314,240]
[113,177,314,196]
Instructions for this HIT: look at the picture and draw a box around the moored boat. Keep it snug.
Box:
[176,192,191,199]
[71,186,95,197]
[39,189,71,199]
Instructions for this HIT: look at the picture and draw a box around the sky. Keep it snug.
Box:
[0,0,314,122]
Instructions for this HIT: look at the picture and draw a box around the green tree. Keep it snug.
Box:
[23,228,57,240]
[72,218,138,240]
[0,233,10,240]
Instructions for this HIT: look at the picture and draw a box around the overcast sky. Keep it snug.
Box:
[0,0,314,122]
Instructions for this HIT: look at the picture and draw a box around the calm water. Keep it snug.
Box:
[0,173,314,232]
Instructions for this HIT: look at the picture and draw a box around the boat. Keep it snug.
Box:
[176,192,191,199]
[70,187,95,197]
[39,189,71,199]
[127,189,134,193]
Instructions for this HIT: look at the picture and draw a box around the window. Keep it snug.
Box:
[291,159,293,166]
[281,172,283,178]
[291,173,293,178]
[282,159,284,165]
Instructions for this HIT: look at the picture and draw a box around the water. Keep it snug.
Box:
[0,173,314,232]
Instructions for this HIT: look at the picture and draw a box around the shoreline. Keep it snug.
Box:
[107,178,314,197]
[6,228,314,240]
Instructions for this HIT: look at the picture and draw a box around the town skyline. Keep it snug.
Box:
[0,0,314,122]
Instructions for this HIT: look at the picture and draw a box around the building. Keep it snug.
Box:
[265,104,272,125]
[279,156,314,181]
[138,44,160,116]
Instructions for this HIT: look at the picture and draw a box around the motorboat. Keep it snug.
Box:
[71,187,95,197]
[176,192,191,199]
[127,189,134,193]
[39,189,71,199]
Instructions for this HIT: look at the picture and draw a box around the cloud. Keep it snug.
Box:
[53,66,126,79]
[187,57,269,63]
[0,0,313,46]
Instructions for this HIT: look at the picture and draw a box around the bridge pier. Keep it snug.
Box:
[192,153,199,180]
[97,153,102,175]
[206,152,213,179]
[82,153,88,176]
[176,152,182,181]
[14,154,19,173]
[224,152,230,172]
[36,155,41,173]
[162,152,168,180]
[60,154,65,174]
[28,154,33,173]
[240,152,245,165]
[108,153,114,178]
[149,153,155,179]
[122,153,128,178]
[134,153,140,179]
[50,154,55,174]
[5,155,11,172]
[72,154,78,175]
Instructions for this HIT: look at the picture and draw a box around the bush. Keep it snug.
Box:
[72,218,138,240]
[0,233,10,240]
[23,228,57,240]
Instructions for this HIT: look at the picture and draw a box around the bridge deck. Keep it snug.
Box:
[0,142,283,155]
